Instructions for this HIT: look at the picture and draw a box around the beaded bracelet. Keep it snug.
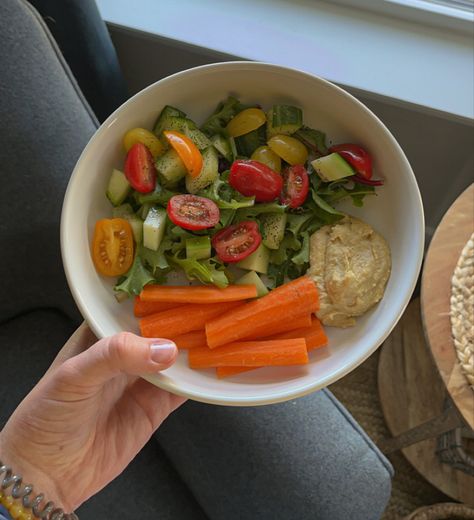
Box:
[0,460,78,520]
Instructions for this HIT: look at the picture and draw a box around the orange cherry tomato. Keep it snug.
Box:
[92,218,134,276]
[163,130,203,178]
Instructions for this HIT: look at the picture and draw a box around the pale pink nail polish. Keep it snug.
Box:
[150,341,177,364]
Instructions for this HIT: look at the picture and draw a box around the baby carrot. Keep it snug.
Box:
[139,301,242,338]
[139,284,257,304]
[205,277,319,348]
[188,339,309,369]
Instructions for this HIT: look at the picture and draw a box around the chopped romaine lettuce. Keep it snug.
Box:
[114,254,155,297]
[200,96,246,136]
[168,253,229,288]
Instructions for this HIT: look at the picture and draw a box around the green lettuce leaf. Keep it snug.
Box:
[114,254,155,297]
[168,253,229,288]
[200,96,246,136]
[198,177,255,210]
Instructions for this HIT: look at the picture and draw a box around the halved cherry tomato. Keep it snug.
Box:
[212,221,262,263]
[123,127,164,158]
[329,143,372,180]
[92,218,134,276]
[229,160,283,202]
[226,108,266,137]
[251,145,282,172]
[167,194,220,231]
[280,165,309,208]
[124,142,157,193]
[163,130,203,178]
[267,134,308,165]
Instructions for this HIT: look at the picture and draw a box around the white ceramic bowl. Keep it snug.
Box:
[61,62,424,406]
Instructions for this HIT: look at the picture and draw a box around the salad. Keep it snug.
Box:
[91,96,383,299]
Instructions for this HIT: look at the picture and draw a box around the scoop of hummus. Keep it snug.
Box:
[308,216,391,327]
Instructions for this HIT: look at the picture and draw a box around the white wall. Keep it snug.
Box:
[108,25,473,242]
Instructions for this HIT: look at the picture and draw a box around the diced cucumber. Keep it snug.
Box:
[155,148,187,187]
[128,216,144,244]
[112,203,134,218]
[311,153,354,182]
[185,146,219,193]
[261,213,287,250]
[139,202,153,220]
[153,105,186,136]
[234,125,266,157]
[106,169,131,207]
[266,105,303,138]
[236,243,270,274]
[235,270,269,297]
[210,134,236,162]
[160,116,211,150]
[186,236,211,260]
[143,207,167,251]
[112,204,143,244]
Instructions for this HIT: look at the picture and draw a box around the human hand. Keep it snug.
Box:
[0,324,185,513]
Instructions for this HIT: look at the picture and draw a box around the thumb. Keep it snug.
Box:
[60,332,178,387]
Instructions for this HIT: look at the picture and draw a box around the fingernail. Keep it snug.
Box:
[150,341,177,364]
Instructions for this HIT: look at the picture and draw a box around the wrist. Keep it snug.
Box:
[0,435,71,514]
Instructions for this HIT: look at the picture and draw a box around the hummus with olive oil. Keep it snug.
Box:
[308,216,391,327]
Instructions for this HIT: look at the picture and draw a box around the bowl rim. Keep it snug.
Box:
[61,61,425,406]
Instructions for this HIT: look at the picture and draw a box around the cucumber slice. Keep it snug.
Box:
[160,116,211,150]
[185,146,219,194]
[235,270,269,297]
[210,134,236,162]
[106,169,131,207]
[261,212,287,250]
[139,202,153,220]
[234,125,266,157]
[236,243,270,274]
[128,215,144,244]
[186,236,211,260]
[155,148,187,187]
[153,105,186,136]
[143,207,167,251]
[311,153,354,182]
[266,105,303,138]
[112,204,143,244]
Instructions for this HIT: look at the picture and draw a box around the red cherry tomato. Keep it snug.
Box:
[329,143,373,180]
[167,195,220,231]
[280,165,309,208]
[212,221,262,263]
[124,142,157,193]
[229,160,283,202]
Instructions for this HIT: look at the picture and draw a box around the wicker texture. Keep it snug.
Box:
[403,502,474,519]
[450,234,474,388]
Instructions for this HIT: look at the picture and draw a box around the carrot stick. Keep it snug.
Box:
[206,277,319,348]
[140,301,242,338]
[176,315,312,350]
[188,339,309,369]
[267,317,328,352]
[133,297,182,318]
[140,284,257,304]
[216,318,328,378]
[173,330,207,349]
[252,313,312,339]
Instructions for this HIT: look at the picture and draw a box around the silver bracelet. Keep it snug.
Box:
[0,460,79,519]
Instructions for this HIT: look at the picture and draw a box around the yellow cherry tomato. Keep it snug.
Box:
[267,134,308,165]
[123,127,164,158]
[251,145,282,173]
[226,108,266,137]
